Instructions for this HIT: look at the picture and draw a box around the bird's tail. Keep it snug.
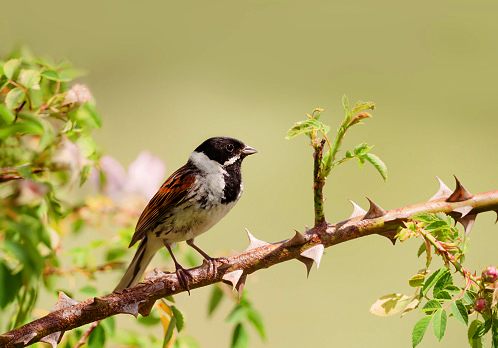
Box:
[114,236,161,292]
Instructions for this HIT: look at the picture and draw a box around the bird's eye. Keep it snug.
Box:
[226,144,234,152]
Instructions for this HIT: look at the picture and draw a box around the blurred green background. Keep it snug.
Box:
[3,0,498,347]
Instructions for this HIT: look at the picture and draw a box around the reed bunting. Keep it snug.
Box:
[114,137,258,293]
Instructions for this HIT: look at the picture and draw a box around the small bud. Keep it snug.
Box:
[474,297,488,313]
[481,266,498,283]
[348,112,372,127]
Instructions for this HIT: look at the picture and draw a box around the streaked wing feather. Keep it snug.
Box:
[129,165,197,247]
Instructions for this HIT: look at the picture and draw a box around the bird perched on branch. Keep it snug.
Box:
[114,137,258,293]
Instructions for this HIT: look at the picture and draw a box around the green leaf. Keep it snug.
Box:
[88,323,106,348]
[451,300,468,325]
[105,247,127,262]
[342,94,349,113]
[231,323,249,348]
[79,285,98,297]
[5,87,26,109]
[285,119,330,140]
[433,309,447,341]
[351,100,375,114]
[40,69,59,81]
[433,270,452,296]
[361,153,387,181]
[412,315,432,347]
[0,104,15,126]
[246,308,266,340]
[226,306,248,324]
[425,220,449,231]
[4,59,22,79]
[473,319,492,339]
[353,142,372,156]
[19,69,40,88]
[171,305,184,332]
[462,291,476,306]
[4,239,43,275]
[0,261,23,308]
[408,274,425,287]
[422,268,448,296]
[468,320,484,348]
[420,299,442,313]
[417,242,427,257]
[208,286,224,316]
[137,310,161,326]
[162,316,176,347]
[492,324,498,348]
[411,213,439,223]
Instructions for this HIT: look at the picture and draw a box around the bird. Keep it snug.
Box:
[114,137,258,293]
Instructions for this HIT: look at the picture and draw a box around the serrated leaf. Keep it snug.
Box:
[433,309,447,341]
[5,87,25,109]
[473,319,492,339]
[417,242,427,257]
[353,142,372,156]
[425,220,449,231]
[422,268,448,296]
[412,315,432,347]
[0,104,15,126]
[19,69,40,89]
[171,305,184,332]
[231,323,249,348]
[285,119,330,140]
[420,299,442,313]
[463,291,476,306]
[411,213,439,223]
[451,300,468,325]
[208,286,224,316]
[4,59,22,79]
[433,270,452,296]
[351,100,375,114]
[469,320,484,348]
[362,153,387,181]
[40,69,59,81]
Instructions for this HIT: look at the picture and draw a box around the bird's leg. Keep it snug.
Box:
[165,243,192,295]
[186,238,228,278]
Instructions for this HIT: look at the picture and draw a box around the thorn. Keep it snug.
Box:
[304,224,310,232]
[40,332,61,348]
[88,296,107,310]
[222,269,244,290]
[53,292,78,310]
[14,332,37,345]
[300,244,325,270]
[348,200,366,219]
[378,230,397,245]
[456,213,477,236]
[495,211,498,224]
[297,257,314,278]
[119,302,140,317]
[453,206,473,218]
[362,197,387,220]
[429,176,452,201]
[244,228,270,252]
[446,175,473,202]
[236,274,247,303]
[138,300,156,317]
[282,230,312,248]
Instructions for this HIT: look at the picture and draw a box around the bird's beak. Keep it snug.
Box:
[242,145,258,156]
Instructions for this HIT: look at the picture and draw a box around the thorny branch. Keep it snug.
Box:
[2,146,498,348]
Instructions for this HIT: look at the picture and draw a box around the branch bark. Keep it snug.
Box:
[2,184,498,347]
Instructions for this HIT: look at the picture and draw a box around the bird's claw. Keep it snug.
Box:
[175,266,193,295]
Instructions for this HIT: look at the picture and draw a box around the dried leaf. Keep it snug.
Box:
[370,293,411,316]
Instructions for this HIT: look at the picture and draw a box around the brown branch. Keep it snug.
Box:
[1,185,498,347]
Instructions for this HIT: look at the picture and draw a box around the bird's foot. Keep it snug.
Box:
[175,265,193,295]
[203,256,230,278]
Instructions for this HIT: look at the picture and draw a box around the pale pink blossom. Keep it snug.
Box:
[63,84,92,105]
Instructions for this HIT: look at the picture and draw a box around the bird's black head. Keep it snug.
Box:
[194,137,258,166]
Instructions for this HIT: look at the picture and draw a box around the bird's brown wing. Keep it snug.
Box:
[128,164,197,247]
